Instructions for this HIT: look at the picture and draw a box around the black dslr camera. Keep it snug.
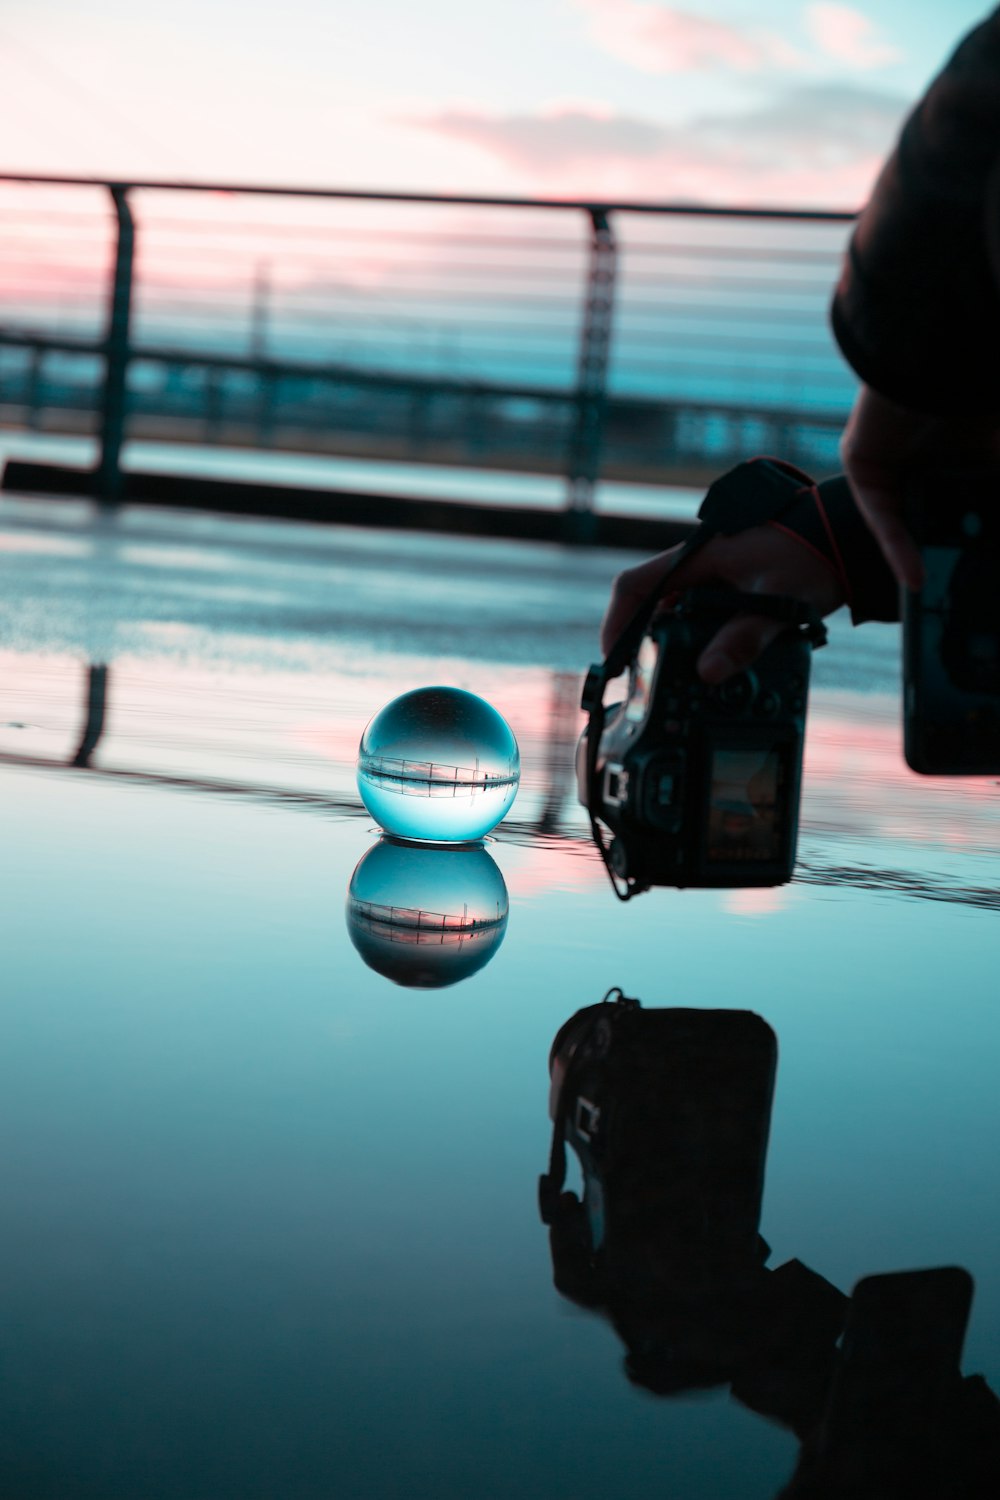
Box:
[903,468,1000,774]
[578,460,827,898]
[579,586,824,896]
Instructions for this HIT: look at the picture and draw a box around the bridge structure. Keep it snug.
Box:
[0,174,857,540]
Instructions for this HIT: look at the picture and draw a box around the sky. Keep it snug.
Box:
[0,1,994,207]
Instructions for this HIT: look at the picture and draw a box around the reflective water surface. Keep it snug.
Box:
[1,496,998,1499]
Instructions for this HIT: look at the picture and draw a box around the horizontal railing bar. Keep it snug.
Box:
[0,347,850,425]
[0,218,845,265]
[0,352,846,402]
[0,171,857,222]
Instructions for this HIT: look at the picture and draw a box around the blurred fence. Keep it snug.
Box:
[0,174,856,511]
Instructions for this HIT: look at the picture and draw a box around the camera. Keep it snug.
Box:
[578,585,824,895]
[537,993,851,1399]
[539,992,778,1307]
[903,469,1000,774]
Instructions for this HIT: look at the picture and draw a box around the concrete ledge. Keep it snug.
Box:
[1,459,695,552]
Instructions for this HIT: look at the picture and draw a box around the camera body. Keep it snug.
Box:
[578,587,817,891]
[540,994,777,1309]
[903,471,1000,774]
[538,993,797,1397]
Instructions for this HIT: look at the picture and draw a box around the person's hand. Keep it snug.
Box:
[840,383,1000,590]
[600,524,846,684]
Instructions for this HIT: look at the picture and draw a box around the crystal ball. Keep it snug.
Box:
[356,686,520,843]
[346,837,509,987]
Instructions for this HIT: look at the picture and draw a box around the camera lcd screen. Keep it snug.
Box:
[706,746,785,863]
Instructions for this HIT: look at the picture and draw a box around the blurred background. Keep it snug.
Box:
[0,1,992,519]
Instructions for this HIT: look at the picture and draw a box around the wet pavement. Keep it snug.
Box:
[1,493,998,1499]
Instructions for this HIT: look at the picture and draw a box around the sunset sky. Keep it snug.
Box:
[0,2,993,206]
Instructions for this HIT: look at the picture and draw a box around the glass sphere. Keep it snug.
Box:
[347,837,509,988]
[356,686,520,843]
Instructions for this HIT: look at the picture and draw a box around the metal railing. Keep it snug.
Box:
[359,753,520,795]
[349,899,507,944]
[0,173,856,515]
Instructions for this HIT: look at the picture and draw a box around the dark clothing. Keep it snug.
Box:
[810,476,899,624]
[831,8,1000,416]
[821,9,1000,621]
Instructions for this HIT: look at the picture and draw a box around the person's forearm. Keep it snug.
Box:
[831,7,1000,415]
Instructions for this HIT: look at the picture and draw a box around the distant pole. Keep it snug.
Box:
[250,259,271,360]
[95,185,135,503]
[565,207,617,541]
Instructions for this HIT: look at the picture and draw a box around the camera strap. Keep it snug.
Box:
[583,458,828,900]
[538,988,640,1226]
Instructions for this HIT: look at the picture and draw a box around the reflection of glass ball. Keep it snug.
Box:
[356,686,520,843]
[347,837,509,988]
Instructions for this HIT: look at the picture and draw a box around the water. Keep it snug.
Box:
[1,492,998,1499]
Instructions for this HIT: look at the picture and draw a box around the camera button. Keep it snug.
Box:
[759,689,781,717]
[718,671,757,711]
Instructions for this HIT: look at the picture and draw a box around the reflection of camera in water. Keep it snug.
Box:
[904,473,1000,774]
[578,587,824,895]
[538,991,846,1407]
[540,993,777,1299]
[539,992,1000,1487]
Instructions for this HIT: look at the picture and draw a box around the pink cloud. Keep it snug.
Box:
[806,4,901,69]
[413,84,907,208]
[574,0,800,74]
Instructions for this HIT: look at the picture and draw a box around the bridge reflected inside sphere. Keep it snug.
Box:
[356,686,520,843]
[346,837,509,988]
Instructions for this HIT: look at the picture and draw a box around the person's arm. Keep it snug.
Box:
[600,473,894,682]
[600,14,1000,668]
[600,524,844,683]
[831,8,1000,416]
[832,9,1000,585]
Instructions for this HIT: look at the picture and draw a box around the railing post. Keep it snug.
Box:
[96,184,135,502]
[71,663,110,768]
[25,344,44,430]
[565,207,617,541]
